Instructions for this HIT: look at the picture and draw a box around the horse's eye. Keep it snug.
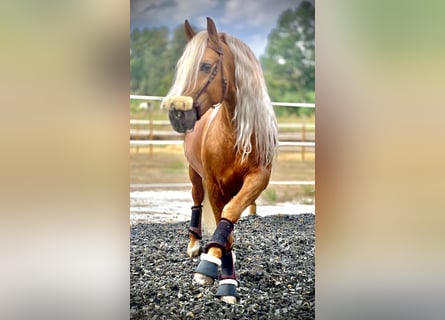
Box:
[199,62,212,73]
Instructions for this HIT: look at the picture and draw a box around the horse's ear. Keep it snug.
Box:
[206,17,219,46]
[184,20,196,41]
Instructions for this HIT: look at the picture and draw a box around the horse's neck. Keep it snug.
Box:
[217,101,236,129]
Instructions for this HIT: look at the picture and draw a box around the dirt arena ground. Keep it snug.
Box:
[129,145,315,319]
[130,214,315,319]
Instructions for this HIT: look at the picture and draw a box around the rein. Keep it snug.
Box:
[192,43,227,120]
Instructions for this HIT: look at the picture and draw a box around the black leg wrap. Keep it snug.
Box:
[189,205,202,239]
[220,250,236,280]
[204,218,234,254]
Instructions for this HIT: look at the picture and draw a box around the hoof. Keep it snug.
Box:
[193,273,214,285]
[220,296,238,305]
[187,241,201,257]
[215,279,239,304]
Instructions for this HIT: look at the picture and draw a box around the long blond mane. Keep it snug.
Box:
[165,31,278,166]
[165,32,208,98]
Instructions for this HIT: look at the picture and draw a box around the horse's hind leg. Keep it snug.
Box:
[249,202,257,215]
[188,166,204,257]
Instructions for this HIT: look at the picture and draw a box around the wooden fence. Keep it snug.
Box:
[130,95,315,160]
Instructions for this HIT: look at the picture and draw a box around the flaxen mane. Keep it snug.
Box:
[165,31,278,166]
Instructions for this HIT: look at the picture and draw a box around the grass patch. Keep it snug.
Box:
[259,184,315,205]
[262,188,277,203]
[163,160,187,174]
[302,184,315,197]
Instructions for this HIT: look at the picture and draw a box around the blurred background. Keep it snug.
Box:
[2,0,445,319]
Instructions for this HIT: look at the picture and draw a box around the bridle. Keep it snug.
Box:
[167,41,228,134]
[192,42,227,120]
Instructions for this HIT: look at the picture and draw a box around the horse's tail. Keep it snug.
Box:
[201,183,216,236]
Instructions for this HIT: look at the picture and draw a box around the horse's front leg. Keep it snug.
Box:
[194,167,271,303]
[207,166,271,258]
[187,166,204,257]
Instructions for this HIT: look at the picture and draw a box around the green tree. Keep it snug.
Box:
[158,24,191,95]
[130,24,193,97]
[261,1,314,115]
[130,27,169,95]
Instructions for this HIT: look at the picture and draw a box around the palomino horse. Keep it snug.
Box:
[162,17,278,304]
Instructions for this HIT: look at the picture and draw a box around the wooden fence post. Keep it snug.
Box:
[149,119,153,157]
[135,122,139,153]
[301,124,306,161]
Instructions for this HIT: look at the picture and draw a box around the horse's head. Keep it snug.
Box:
[163,17,236,133]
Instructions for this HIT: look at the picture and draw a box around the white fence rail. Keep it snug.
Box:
[130,95,315,108]
[130,119,315,130]
[129,94,315,156]
[130,95,315,186]
[130,140,314,147]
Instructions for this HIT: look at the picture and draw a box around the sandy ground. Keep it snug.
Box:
[130,188,315,224]
[130,145,314,184]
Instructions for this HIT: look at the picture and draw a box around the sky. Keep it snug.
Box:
[130,0,312,57]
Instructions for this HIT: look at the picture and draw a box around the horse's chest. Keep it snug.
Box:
[184,109,237,179]
[184,130,204,178]
[183,111,212,178]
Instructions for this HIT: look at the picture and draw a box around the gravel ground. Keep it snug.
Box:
[130,214,314,320]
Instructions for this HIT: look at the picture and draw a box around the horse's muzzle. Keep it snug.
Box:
[162,96,198,133]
